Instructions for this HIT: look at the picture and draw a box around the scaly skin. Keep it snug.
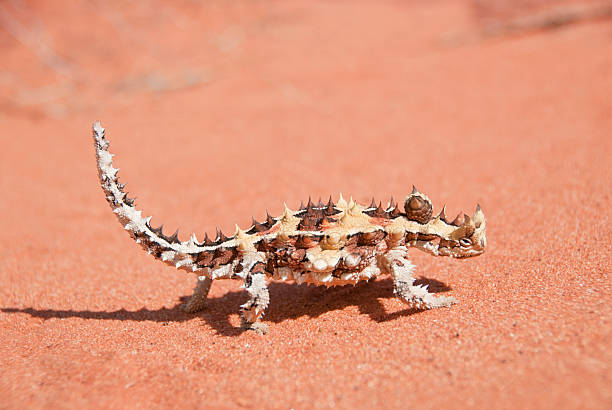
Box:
[93,121,486,334]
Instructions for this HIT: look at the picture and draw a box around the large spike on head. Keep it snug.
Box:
[450,211,477,242]
[450,213,463,226]
[473,204,485,228]
[461,213,475,235]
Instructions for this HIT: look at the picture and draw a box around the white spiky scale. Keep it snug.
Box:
[92,122,486,334]
[161,251,176,262]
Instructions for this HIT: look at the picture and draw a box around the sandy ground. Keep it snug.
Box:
[1,1,611,408]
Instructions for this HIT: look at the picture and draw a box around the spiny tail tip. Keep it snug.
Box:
[93,121,104,134]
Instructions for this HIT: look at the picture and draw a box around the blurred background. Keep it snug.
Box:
[1,0,611,119]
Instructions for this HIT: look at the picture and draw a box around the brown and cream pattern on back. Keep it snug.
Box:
[93,122,486,334]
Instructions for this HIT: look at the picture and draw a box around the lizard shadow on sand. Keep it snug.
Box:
[2,277,451,337]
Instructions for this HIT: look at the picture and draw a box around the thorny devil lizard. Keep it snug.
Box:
[93,121,487,334]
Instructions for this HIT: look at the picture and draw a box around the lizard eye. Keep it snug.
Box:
[459,238,472,247]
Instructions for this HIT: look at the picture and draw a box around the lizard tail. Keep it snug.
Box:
[92,121,219,273]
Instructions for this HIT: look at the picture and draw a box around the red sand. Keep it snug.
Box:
[1,1,610,408]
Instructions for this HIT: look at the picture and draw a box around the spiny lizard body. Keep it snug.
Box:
[92,121,486,334]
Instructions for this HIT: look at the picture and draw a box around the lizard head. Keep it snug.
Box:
[443,205,486,258]
[402,188,486,258]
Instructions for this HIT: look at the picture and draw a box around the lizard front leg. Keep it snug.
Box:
[240,256,270,334]
[383,248,457,309]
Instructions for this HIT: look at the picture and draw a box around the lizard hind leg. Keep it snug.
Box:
[240,261,270,335]
[385,250,457,310]
[183,273,213,313]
